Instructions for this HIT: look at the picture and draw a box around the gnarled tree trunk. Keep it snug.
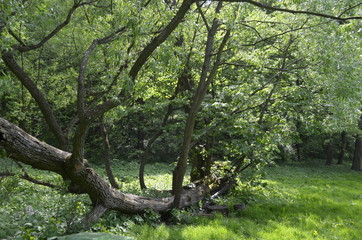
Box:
[0,117,209,223]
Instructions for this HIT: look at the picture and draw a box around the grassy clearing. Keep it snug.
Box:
[131,163,362,240]
[0,159,361,239]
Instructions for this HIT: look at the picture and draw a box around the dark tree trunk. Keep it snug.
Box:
[139,154,148,190]
[337,131,347,165]
[172,3,229,208]
[0,117,211,224]
[295,143,302,162]
[352,115,362,171]
[351,135,362,171]
[325,138,333,165]
[190,137,214,182]
[204,137,214,177]
[100,117,119,189]
[190,147,205,182]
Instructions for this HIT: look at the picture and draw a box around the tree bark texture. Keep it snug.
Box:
[172,2,227,208]
[0,117,210,219]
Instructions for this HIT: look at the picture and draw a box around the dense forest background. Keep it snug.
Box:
[1,0,362,239]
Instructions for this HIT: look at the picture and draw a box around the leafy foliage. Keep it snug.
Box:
[1,0,362,236]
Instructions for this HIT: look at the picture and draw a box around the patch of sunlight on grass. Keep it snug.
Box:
[97,161,362,239]
[183,224,239,240]
[134,224,171,240]
[145,173,173,190]
[256,221,315,240]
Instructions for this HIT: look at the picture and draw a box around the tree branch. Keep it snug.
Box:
[0,117,211,215]
[173,2,225,208]
[77,27,126,120]
[129,0,193,80]
[7,28,26,46]
[338,2,362,18]
[12,1,101,52]
[208,0,362,21]
[100,116,119,189]
[0,118,69,175]
[81,0,194,121]
[196,2,211,32]
[13,2,85,52]
[1,51,68,149]
[0,171,59,188]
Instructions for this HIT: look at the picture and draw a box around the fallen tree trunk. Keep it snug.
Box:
[0,117,209,222]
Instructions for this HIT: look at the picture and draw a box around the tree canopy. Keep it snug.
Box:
[1,0,362,224]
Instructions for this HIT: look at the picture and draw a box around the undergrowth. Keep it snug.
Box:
[0,158,361,239]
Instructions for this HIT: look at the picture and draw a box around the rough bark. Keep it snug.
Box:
[0,118,69,175]
[0,117,210,223]
[82,205,108,227]
[172,3,230,207]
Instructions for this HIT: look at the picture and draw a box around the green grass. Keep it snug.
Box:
[1,158,361,239]
[130,163,362,240]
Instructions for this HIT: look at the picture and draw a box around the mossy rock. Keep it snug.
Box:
[48,232,134,240]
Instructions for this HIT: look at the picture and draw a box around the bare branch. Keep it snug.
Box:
[13,2,86,52]
[207,0,362,21]
[129,0,193,80]
[239,22,262,38]
[0,171,59,188]
[338,2,362,18]
[196,2,211,32]
[100,116,119,189]
[205,29,231,87]
[77,27,126,120]
[242,20,326,47]
[0,118,69,175]
[7,28,26,46]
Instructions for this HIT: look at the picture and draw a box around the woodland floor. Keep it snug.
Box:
[0,158,361,239]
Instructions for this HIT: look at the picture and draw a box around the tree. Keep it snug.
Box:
[352,115,362,171]
[337,131,347,165]
[1,0,361,224]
